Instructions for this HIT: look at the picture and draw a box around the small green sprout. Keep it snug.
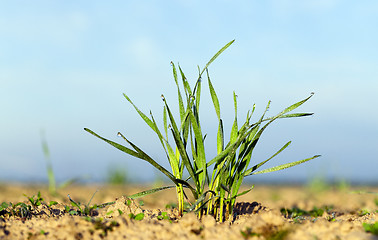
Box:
[157,211,170,220]
[24,191,43,209]
[358,209,371,216]
[326,214,336,222]
[0,202,8,212]
[129,212,144,221]
[12,202,32,219]
[49,201,58,207]
[309,207,325,217]
[363,222,378,235]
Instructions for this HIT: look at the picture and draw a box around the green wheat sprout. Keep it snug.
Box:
[85,40,320,221]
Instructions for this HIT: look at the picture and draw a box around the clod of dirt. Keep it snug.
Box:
[104,196,143,218]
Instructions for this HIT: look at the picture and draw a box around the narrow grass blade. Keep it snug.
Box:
[178,65,192,98]
[150,111,169,153]
[171,62,185,120]
[277,93,314,117]
[165,138,180,177]
[195,77,202,113]
[169,125,197,185]
[116,132,177,181]
[243,94,310,162]
[188,190,217,212]
[207,69,224,155]
[263,113,314,122]
[217,119,224,154]
[97,201,116,208]
[84,128,178,184]
[67,194,82,212]
[178,98,194,130]
[163,106,168,139]
[249,155,321,175]
[279,113,314,118]
[123,93,157,133]
[257,94,314,132]
[85,128,140,158]
[244,141,292,176]
[149,110,180,177]
[229,185,254,200]
[87,190,98,206]
[119,130,195,193]
[204,123,252,170]
[207,69,221,120]
[200,40,235,76]
[188,109,207,188]
[230,91,238,143]
[162,96,197,185]
[128,186,176,199]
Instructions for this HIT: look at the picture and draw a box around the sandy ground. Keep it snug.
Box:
[0,183,377,240]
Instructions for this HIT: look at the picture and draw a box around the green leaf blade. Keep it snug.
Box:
[249,155,321,176]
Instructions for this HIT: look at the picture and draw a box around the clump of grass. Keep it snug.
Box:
[1,192,59,220]
[85,40,319,221]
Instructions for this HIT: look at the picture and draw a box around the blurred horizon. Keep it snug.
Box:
[1,1,377,185]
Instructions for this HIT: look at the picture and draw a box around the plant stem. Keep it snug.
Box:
[176,184,184,216]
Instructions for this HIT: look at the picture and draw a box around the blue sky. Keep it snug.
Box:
[1,1,377,184]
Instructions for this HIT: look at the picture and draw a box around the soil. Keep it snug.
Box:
[0,183,377,240]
